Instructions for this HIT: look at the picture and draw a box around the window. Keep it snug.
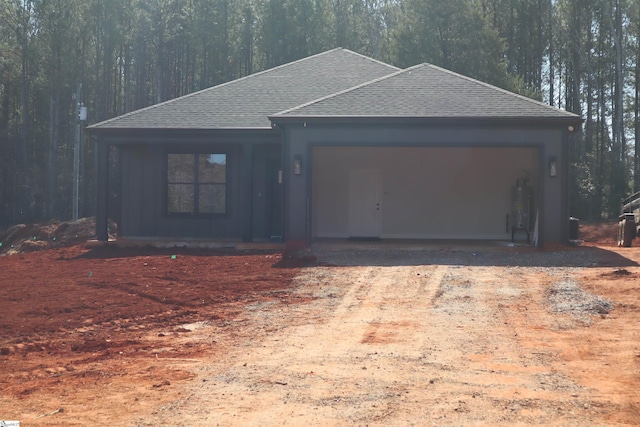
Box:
[167,153,226,215]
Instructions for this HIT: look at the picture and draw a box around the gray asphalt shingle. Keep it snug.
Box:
[88,48,399,130]
[273,63,579,120]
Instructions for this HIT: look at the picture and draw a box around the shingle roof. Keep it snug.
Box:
[272,63,580,121]
[88,48,399,130]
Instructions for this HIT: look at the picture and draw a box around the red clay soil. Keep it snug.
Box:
[0,217,119,255]
[0,220,632,425]
[0,244,308,425]
[579,221,619,246]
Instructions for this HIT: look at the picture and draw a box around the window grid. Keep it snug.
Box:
[167,153,226,215]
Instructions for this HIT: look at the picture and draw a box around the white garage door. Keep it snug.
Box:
[312,146,538,240]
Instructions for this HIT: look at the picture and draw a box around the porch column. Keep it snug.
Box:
[96,141,109,241]
[283,128,310,249]
[242,143,253,242]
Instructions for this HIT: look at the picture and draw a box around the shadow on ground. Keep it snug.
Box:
[310,244,638,268]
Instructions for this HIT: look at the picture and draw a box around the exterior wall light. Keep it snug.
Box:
[79,105,87,121]
[549,156,557,177]
[294,156,302,175]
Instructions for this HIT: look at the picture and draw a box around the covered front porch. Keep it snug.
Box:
[93,130,283,244]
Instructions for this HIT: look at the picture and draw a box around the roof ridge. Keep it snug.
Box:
[272,65,410,117]
[89,48,370,129]
[421,63,579,117]
[273,62,579,119]
[337,48,401,72]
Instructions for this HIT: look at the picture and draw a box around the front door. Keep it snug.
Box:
[348,168,381,238]
[268,160,283,239]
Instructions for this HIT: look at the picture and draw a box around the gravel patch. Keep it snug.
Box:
[546,279,614,324]
[311,246,614,268]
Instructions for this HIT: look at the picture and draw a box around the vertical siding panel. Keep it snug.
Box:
[139,146,157,236]
[122,145,145,237]
[115,134,280,240]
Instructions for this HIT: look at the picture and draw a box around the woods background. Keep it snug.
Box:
[0,0,639,230]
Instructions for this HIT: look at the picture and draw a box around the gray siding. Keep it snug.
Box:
[112,132,281,241]
[119,143,244,239]
[283,123,570,244]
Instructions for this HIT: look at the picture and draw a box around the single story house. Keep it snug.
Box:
[87,48,582,247]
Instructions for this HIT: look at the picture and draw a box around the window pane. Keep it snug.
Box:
[199,154,226,183]
[199,184,225,214]
[167,153,227,215]
[168,183,194,213]
[168,154,194,183]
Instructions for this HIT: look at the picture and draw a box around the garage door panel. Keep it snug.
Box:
[312,146,538,240]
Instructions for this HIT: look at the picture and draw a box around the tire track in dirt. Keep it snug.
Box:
[135,265,446,426]
[134,261,634,426]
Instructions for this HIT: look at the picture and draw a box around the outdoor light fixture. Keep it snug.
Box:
[549,156,557,177]
[294,156,302,175]
[79,104,87,121]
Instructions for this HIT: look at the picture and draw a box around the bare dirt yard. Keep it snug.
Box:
[0,221,639,426]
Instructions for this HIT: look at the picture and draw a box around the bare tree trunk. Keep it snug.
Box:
[548,0,554,106]
[156,8,165,104]
[607,0,626,202]
[21,48,32,222]
[242,6,253,76]
[221,0,229,82]
[47,94,58,218]
[635,51,640,191]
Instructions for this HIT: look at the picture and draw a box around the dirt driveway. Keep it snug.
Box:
[1,236,639,425]
[136,244,639,426]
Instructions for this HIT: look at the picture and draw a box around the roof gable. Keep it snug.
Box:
[272,63,580,122]
[88,48,399,131]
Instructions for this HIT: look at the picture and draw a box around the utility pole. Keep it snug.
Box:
[73,84,87,220]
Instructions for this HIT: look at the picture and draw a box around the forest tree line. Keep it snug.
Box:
[0,0,639,229]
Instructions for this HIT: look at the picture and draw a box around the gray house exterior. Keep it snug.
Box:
[87,49,581,247]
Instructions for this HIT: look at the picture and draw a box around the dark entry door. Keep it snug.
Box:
[267,160,283,240]
[251,146,282,241]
